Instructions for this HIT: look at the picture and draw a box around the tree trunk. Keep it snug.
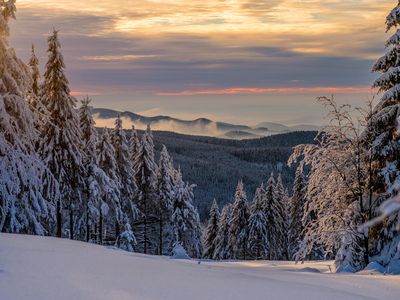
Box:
[159,215,163,255]
[99,209,103,245]
[144,215,148,254]
[56,200,62,238]
[86,207,90,242]
[69,205,74,240]
[115,220,120,242]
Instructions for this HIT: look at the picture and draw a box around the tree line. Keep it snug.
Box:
[203,174,292,261]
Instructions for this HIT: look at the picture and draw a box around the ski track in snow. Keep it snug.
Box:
[0,233,399,300]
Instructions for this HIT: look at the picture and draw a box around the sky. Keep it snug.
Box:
[9,0,396,126]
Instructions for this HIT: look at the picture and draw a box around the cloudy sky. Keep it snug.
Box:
[9,0,395,125]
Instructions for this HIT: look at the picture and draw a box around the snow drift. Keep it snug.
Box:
[1,234,399,300]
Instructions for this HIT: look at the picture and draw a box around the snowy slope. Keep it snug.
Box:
[1,234,399,300]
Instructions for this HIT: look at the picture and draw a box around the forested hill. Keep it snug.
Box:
[128,130,318,219]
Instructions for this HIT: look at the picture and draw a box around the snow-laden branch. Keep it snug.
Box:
[360,193,400,231]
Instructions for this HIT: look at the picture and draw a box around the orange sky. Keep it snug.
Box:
[10,0,397,124]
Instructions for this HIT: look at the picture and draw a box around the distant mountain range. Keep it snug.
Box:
[92,108,320,140]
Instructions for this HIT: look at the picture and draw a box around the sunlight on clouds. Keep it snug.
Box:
[157,86,372,96]
[81,54,161,62]
[17,0,394,58]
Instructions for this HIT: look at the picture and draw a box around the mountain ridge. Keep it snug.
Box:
[92,108,319,139]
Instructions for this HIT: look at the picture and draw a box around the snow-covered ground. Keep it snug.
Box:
[1,234,399,300]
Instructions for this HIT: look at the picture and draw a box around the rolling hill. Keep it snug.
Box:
[124,130,318,219]
[92,108,319,139]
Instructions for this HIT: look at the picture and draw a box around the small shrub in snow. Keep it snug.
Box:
[171,242,191,259]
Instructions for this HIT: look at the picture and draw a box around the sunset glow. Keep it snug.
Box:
[10,0,395,124]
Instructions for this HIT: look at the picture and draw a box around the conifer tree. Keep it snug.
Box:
[263,175,275,259]
[117,219,137,252]
[37,30,84,239]
[110,115,138,239]
[79,98,117,242]
[247,185,269,260]
[170,168,202,258]
[368,0,400,262]
[155,145,175,255]
[288,167,307,259]
[0,1,56,235]
[203,199,220,259]
[96,128,120,244]
[273,174,288,260]
[28,44,40,98]
[134,124,158,254]
[27,43,48,129]
[130,125,141,163]
[228,180,250,260]
[213,204,232,260]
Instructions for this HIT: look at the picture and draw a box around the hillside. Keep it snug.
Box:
[93,108,319,139]
[1,234,399,300]
[125,130,318,219]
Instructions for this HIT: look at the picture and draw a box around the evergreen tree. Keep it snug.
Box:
[28,44,40,98]
[134,124,158,254]
[27,43,48,129]
[130,125,141,164]
[0,1,56,235]
[117,219,137,252]
[228,180,250,260]
[213,204,232,260]
[368,0,400,264]
[96,128,120,244]
[155,145,175,255]
[273,174,288,260]
[247,185,269,260]
[203,199,220,259]
[263,175,275,259]
[110,115,137,239]
[288,167,307,259]
[37,30,84,239]
[79,98,117,242]
[170,168,202,258]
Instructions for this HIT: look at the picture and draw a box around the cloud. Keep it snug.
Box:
[81,54,161,62]
[10,0,393,126]
[157,86,372,96]
[93,114,224,137]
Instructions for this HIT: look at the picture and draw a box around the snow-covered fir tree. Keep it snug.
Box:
[155,145,175,255]
[110,115,138,239]
[117,219,137,252]
[79,98,119,242]
[79,98,98,241]
[130,125,141,165]
[37,29,84,239]
[213,203,232,260]
[228,180,250,260]
[170,168,202,258]
[203,199,220,259]
[247,185,269,260]
[273,174,288,260]
[0,1,56,235]
[288,166,307,259]
[28,44,40,98]
[368,0,400,267]
[263,175,275,259]
[133,124,158,254]
[96,128,121,244]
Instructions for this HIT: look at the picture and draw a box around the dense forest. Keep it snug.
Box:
[147,130,316,219]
